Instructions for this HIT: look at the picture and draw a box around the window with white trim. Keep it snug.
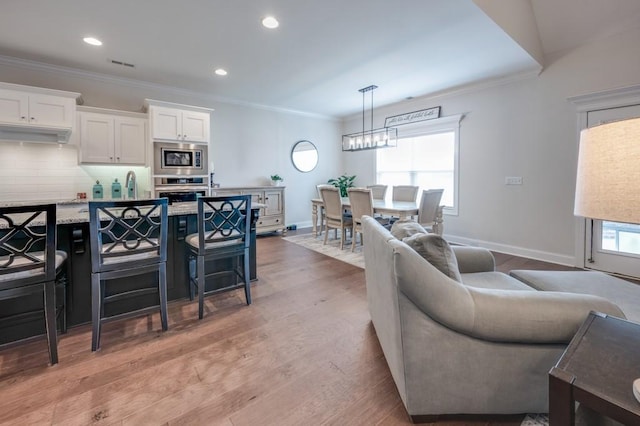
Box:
[375,115,461,214]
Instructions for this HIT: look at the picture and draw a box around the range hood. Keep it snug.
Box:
[0,121,72,143]
[0,81,80,144]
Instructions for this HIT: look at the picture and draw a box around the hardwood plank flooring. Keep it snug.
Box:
[0,229,578,426]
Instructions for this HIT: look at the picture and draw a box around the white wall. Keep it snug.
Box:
[0,59,343,225]
[344,25,640,265]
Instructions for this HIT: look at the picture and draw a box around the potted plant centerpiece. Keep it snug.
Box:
[270,174,284,186]
[328,174,356,197]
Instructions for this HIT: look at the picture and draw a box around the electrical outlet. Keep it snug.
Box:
[505,176,523,185]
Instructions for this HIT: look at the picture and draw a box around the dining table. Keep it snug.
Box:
[311,197,428,237]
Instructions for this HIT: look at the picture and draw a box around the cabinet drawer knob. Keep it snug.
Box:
[31,117,35,121]
[21,116,26,120]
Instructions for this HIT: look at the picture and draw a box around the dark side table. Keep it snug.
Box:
[549,312,640,425]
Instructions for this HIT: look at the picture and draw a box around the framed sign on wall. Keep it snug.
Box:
[384,106,441,127]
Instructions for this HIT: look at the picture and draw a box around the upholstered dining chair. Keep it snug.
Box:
[347,188,390,252]
[88,198,169,351]
[418,189,445,235]
[0,204,67,365]
[319,186,352,250]
[186,195,252,320]
[315,184,333,236]
[366,184,388,201]
[392,185,419,202]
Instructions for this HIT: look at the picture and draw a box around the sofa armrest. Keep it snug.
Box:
[394,243,625,345]
[467,288,626,343]
[452,246,495,273]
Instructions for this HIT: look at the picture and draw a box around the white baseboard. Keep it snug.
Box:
[444,234,578,267]
[291,224,578,267]
[294,220,314,229]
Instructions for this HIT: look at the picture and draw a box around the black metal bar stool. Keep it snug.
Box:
[88,199,168,351]
[0,204,67,365]
[187,195,252,319]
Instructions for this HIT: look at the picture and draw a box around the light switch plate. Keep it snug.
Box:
[634,378,640,403]
[505,176,523,185]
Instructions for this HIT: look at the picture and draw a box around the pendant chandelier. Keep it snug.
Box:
[342,85,398,152]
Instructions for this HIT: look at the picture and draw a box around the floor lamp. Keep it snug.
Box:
[573,115,640,403]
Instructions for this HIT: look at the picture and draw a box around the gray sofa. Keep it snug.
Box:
[361,216,629,421]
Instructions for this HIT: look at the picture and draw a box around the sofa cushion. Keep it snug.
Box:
[403,232,462,282]
[390,219,427,240]
[461,271,536,291]
[510,270,640,322]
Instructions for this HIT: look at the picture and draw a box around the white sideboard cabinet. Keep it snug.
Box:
[145,100,211,144]
[0,82,79,142]
[77,107,147,165]
[212,186,286,235]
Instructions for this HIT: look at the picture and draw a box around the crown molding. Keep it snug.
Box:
[340,66,542,122]
[568,84,640,112]
[0,54,338,122]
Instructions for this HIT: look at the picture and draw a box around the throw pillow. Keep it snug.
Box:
[390,219,427,240]
[402,233,462,282]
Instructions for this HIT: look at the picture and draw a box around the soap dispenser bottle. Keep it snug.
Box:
[93,180,103,199]
[111,178,122,199]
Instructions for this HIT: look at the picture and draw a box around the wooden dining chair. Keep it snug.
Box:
[418,189,445,235]
[348,188,390,252]
[392,185,419,202]
[319,186,352,250]
[366,184,388,201]
[88,198,169,351]
[186,195,252,319]
[315,184,333,236]
[0,204,67,365]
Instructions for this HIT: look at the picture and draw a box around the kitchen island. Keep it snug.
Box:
[0,201,260,345]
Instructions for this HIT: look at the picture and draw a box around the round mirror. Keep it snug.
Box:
[291,140,318,172]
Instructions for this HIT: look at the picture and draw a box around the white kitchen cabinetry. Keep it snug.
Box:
[211,186,286,235]
[78,107,147,165]
[145,100,211,144]
[0,82,79,142]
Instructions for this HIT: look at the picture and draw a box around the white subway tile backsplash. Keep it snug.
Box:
[0,142,150,202]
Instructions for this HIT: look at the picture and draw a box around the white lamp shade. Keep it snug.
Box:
[574,117,640,224]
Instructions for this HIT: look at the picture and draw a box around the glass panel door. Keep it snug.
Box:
[585,105,640,278]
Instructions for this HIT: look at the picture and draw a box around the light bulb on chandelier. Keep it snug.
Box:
[342,85,398,152]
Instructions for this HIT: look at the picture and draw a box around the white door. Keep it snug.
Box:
[584,104,640,278]
[0,89,28,123]
[80,113,115,164]
[115,117,146,165]
[151,107,181,141]
[264,190,283,216]
[181,110,209,143]
[28,94,74,127]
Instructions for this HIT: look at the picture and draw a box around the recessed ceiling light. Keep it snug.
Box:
[83,37,102,46]
[214,68,228,76]
[262,16,279,29]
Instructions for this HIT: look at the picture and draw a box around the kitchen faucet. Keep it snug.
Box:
[125,170,137,199]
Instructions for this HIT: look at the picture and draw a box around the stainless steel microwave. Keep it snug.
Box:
[154,143,208,176]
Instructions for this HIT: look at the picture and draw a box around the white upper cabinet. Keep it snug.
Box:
[145,100,212,144]
[0,83,79,142]
[78,108,147,165]
[181,110,210,143]
[115,116,147,164]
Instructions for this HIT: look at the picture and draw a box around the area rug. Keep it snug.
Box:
[282,232,364,269]
[521,414,548,425]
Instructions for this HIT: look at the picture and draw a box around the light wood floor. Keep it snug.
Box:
[0,230,576,426]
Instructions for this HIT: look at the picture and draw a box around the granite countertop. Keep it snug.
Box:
[1,200,264,227]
